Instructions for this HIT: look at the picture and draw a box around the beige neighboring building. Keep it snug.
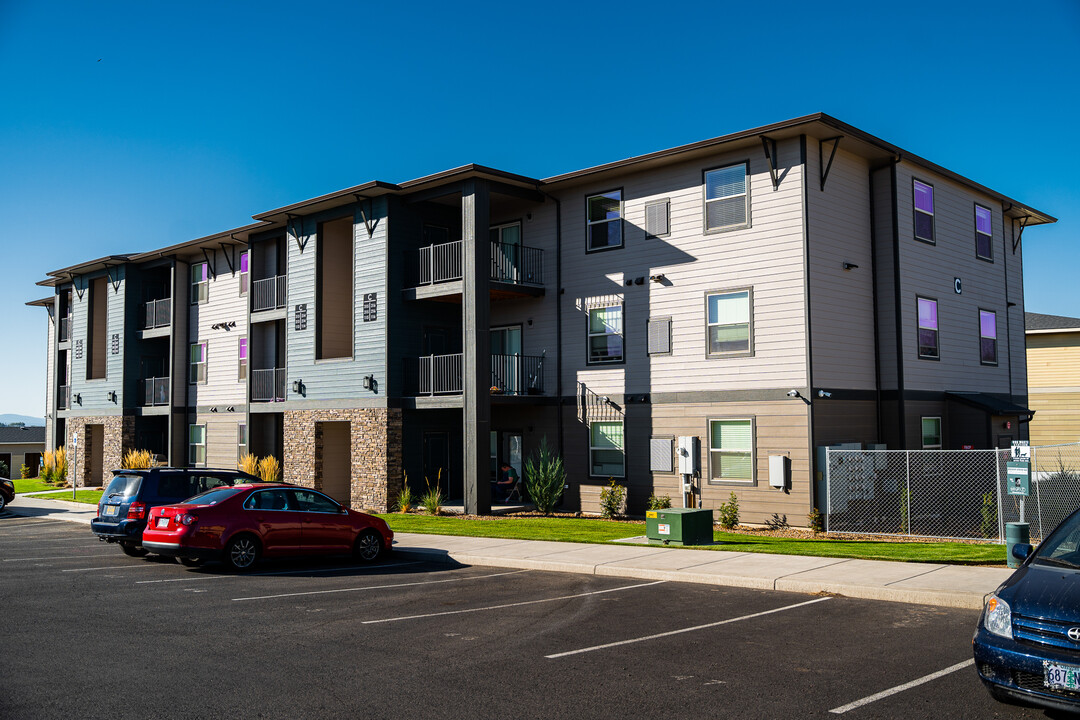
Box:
[0,426,46,478]
[1026,312,1080,445]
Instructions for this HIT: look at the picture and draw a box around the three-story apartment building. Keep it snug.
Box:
[30,114,1054,523]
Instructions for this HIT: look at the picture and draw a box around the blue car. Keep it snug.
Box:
[973,506,1080,713]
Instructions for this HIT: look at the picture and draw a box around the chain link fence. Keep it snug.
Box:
[825,442,1080,543]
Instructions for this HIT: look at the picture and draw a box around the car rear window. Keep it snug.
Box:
[183,487,243,506]
[104,474,142,500]
[156,473,198,500]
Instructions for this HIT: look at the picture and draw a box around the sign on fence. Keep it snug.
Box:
[1006,461,1030,496]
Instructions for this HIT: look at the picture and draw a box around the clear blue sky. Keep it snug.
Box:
[2,0,1077,418]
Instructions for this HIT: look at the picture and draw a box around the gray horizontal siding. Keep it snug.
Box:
[68,268,126,413]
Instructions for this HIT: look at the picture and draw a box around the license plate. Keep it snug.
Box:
[1044,661,1080,691]
[156,517,170,529]
[103,505,118,517]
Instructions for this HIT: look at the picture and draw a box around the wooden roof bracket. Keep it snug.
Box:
[818,136,843,191]
[102,261,122,292]
[69,273,86,300]
[355,195,377,238]
[288,214,307,253]
[200,246,217,279]
[1013,214,1028,254]
[760,136,780,190]
[219,241,236,275]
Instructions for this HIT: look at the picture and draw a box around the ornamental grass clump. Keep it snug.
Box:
[394,476,414,513]
[420,469,444,516]
[42,450,56,482]
[256,455,281,483]
[238,453,259,476]
[121,449,153,470]
[53,447,68,484]
[523,437,565,515]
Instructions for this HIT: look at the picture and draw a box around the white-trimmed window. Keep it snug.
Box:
[979,309,997,365]
[239,251,249,294]
[586,190,623,251]
[917,297,939,359]
[704,163,749,232]
[913,179,935,243]
[921,417,942,449]
[191,262,209,304]
[590,421,625,478]
[189,342,207,384]
[237,423,248,462]
[707,290,751,355]
[975,205,993,260]
[709,418,754,483]
[238,337,248,381]
[587,305,623,364]
[189,424,207,466]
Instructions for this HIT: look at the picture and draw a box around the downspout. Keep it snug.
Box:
[868,168,883,444]
[541,190,564,461]
[799,135,816,507]
[1003,213,1013,400]
[890,158,906,448]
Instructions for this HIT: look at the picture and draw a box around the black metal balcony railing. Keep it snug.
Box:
[142,299,171,330]
[408,241,543,288]
[252,275,287,312]
[58,385,70,410]
[251,368,286,402]
[404,353,544,396]
[58,316,71,342]
[141,377,170,406]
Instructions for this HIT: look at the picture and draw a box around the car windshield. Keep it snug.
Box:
[104,474,142,500]
[1032,511,1080,569]
[182,487,243,506]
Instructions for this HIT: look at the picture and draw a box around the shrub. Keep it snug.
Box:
[256,456,281,483]
[53,447,68,484]
[1048,455,1079,483]
[599,478,626,519]
[121,449,153,470]
[0,460,9,479]
[20,463,31,479]
[523,437,565,515]
[980,492,998,540]
[717,491,740,529]
[421,469,443,515]
[646,494,672,511]
[394,476,414,513]
[807,507,824,533]
[764,513,789,530]
[238,453,259,476]
[42,450,55,482]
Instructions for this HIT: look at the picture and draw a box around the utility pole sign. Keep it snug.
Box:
[70,432,78,501]
[1007,441,1032,522]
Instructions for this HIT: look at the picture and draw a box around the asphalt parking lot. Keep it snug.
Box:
[0,517,1062,719]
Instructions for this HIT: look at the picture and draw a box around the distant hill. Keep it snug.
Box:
[0,414,45,427]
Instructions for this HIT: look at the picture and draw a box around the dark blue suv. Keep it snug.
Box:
[92,468,264,557]
[973,505,1080,713]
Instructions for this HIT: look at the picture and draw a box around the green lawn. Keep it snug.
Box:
[377,513,1006,565]
[13,478,63,494]
[35,490,103,505]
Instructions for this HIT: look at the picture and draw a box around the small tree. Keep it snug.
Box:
[0,460,8,479]
[599,479,627,519]
[523,438,565,515]
[717,491,740,529]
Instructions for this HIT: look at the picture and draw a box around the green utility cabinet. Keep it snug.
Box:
[646,508,714,546]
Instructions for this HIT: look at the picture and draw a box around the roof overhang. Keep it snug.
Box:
[945,391,1034,418]
[26,296,54,308]
[46,254,131,279]
[1026,327,1080,335]
[127,221,274,262]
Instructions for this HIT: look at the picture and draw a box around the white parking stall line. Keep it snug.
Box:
[137,561,423,584]
[3,554,118,562]
[63,563,170,573]
[828,659,974,714]
[363,580,667,625]
[232,569,530,602]
[546,597,832,659]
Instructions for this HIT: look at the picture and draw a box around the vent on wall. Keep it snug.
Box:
[644,199,670,238]
[650,436,674,473]
[647,316,672,355]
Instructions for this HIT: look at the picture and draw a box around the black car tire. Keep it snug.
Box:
[0,494,7,511]
[178,556,202,567]
[119,542,149,558]
[354,529,383,563]
[225,535,260,571]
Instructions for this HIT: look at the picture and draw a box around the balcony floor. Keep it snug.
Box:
[403,280,544,303]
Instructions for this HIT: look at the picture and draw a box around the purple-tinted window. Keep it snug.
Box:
[239,251,249,294]
[917,297,939,358]
[975,205,993,260]
[913,180,934,243]
[240,252,249,274]
[238,337,248,380]
[980,310,997,364]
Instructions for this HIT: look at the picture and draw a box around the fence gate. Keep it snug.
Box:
[825,442,1080,543]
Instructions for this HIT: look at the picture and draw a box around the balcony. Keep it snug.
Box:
[405,241,544,300]
[58,385,70,410]
[142,299,171,330]
[252,275,287,313]
[404,354,545,397]
[141,377,170,407]
[58,316,71,342]
[251,368,286,402]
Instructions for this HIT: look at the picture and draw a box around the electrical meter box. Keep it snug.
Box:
[676,436,700,476]
[768,455,791,489]
[645,508,714,546]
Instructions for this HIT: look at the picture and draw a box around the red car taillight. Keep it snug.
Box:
[127,501,147,520]
[177,513,197,526]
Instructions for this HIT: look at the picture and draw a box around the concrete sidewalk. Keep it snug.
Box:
[5,495,1009,610]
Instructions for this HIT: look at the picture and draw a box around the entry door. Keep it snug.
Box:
[318,422,351,506]
[491,326,522,394]
[506,433,523,482]
[87,425,104,487]
[491,222,522,282]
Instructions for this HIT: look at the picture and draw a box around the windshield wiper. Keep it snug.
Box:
[1036,556,1080,569]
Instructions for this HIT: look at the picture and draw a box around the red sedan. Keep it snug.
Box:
[141,483,393,570]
